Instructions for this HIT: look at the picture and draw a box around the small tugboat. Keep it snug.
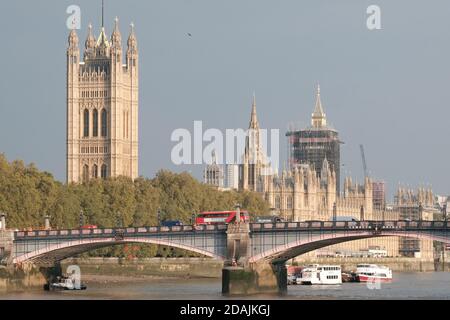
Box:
[341,271,358,283]
[46,275,87,291]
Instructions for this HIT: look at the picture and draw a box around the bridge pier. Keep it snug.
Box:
[222,262,287,296]
[222,219,287,296]
[0,262,61,291]
[1,225,62,291]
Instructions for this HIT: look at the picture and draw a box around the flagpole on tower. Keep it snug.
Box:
[102,0,104,28]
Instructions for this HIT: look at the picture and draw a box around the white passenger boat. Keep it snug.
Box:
[297,264,342,285]
[355,264,392,282]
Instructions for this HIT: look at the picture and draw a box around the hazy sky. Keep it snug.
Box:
[0,0,449,200]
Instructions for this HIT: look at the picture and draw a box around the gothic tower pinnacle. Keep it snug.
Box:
[249,92,259,130]
[111,17,122,47]
[311,84,327,128]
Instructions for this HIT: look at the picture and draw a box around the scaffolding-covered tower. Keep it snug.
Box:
[394,187,437,258]
[372,181,386,210]
[286,85,342,193]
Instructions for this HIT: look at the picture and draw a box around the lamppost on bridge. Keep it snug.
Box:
[360,205,365,222]
[79,210,84,228]
[418,202,423,222]
[44,215,51,230]
[332,202,337,222]
[235,203,241,224]
[0,212,6,231]
[116,211,123,228]
[191,212,196,226]
[443,204,447,222]
[157,208,161,226]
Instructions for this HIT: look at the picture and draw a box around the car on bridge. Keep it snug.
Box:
[80,225,98,229]
[161,220,183,227]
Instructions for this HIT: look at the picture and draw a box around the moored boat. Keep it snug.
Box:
[297,264,342,285]
[355,264,392,282]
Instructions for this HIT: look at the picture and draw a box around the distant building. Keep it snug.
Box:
[372,181,386,209]
[204,151,224,188]
[225,164,239,190]
[436,195,450,218]
[286,85,342,193]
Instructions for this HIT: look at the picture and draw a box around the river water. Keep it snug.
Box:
[1,272,450,300]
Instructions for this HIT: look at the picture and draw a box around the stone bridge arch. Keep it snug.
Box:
[249,231,450,264]
[13,237,225,266]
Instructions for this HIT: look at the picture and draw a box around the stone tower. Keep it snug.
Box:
[66,16,139,183]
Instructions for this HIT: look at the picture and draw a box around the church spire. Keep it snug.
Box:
[311,83,327,128]
[249,92,259,129]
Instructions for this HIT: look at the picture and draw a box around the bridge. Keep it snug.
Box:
[2,218,450,295]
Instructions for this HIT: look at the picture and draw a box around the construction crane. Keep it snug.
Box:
[360,144,368,178]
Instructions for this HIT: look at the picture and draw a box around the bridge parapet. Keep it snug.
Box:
[14,224,228,240]
[250,220,450,232]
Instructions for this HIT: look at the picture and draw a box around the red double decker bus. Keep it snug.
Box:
[195,210,250,225]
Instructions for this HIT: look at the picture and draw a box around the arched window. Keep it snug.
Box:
[287,196,293,210]
[92,164,98,178]
[83,109,89,137]
[101,109,107,137]
[93,109,98,137]
[82,164,89,183]
[101,164,107,179]
[275,196,281,209]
